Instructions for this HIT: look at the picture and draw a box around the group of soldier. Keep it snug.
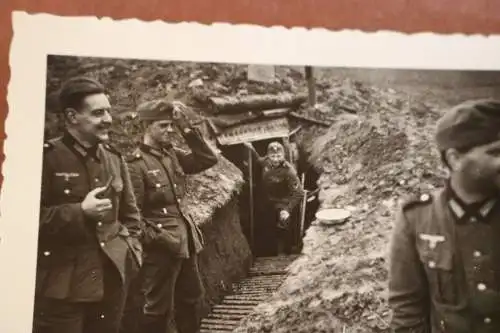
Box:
[36,76,219,333]
[34,75,305,333]
[35,72,500,333]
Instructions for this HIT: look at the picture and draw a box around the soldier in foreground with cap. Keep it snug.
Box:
[243,141,303,255]
[388,99,500,333]
[126,99,218,333]
[35,77,144,333]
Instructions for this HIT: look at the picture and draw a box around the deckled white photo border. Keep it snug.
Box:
[2,10,500,333]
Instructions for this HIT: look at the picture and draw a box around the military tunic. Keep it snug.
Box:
[126,127,218,332]
[261,159,303,215]
[35,132,143,333]
[389,185,500,333]
[255,158,303,256]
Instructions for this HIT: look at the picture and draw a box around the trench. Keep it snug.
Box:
[196,140,321,332]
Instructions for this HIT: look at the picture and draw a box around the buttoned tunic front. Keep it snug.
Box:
[389,186,500,333]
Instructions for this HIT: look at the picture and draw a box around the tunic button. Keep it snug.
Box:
[428,261,436,268]
[477,283,487,291]
[157,223,162,228]
[100,314,105,319]
[156,183,161,188]
[64,189,70,195]
[484,317,491,324]
[100,242,105,247]
[95,178,99,182]
[473,250,482,258]
[470,217,477,223]
[43,251,51,256]
[97,221,103,227]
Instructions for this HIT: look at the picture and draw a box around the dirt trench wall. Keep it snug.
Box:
[197,196,253,315]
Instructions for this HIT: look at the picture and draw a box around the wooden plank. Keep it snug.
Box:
[305,66,316,106]
[209,93,307,114]
[289,111,331,127]
[248,149,254,252]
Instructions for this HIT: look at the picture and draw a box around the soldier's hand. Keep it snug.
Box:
[279,210,290,221]
[81,187,113,220]
[172,101,191,131]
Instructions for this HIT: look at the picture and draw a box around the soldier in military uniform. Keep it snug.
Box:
[126,99,218,333]
[388,99,500,333]
[35,77,144,333]
[243,141,303,255]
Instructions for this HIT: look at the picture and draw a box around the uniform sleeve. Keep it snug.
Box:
[126,159,158,245]
[118,156,144,239]
[246,145,265,167]
[388,207,430,333]
[175,128,218,174]
[283,164,303,212]
[38,156,90,241]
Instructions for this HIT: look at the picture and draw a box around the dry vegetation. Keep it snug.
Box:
[46,56,500,332]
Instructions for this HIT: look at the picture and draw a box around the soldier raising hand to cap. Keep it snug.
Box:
[126,98,218,333]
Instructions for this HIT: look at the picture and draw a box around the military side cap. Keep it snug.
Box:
[435,99,500,152]
[136,99,174,121]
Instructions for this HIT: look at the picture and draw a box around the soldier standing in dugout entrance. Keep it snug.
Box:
[243,141,303,256]
[126,99,218,333]
[389,99,500,333]
[35,77,144,333]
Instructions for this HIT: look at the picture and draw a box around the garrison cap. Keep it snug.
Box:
[435,99,500,152]
[136,99,175,121]
[59,76,106,111]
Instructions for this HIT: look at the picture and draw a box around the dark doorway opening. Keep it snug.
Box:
[218,138,319,258]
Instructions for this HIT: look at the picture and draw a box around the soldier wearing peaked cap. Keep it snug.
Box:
[34,77,144,333]
[389,99,500,333]
[126,98,218,333]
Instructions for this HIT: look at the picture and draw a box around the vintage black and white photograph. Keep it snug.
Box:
[3,11,500,333]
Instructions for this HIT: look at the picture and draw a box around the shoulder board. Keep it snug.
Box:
[125,148,143,163]
[102,143,122,156]
[401,192,434,211]
[173,146,189,155]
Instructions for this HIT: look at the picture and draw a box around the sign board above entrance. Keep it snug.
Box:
[216,117,290,146]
